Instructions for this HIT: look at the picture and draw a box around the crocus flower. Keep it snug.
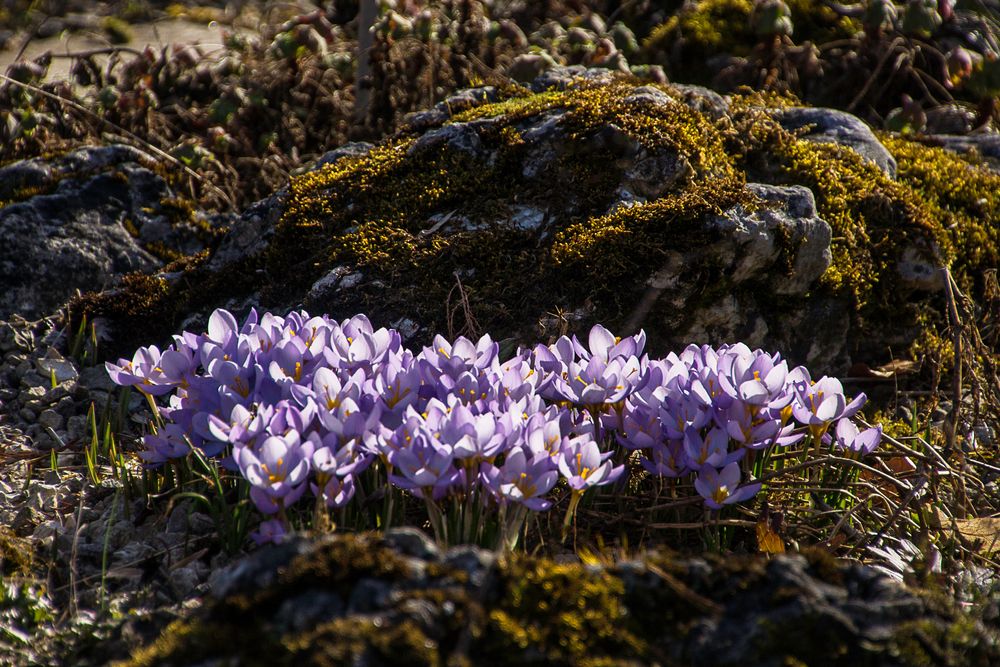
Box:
[833,418,882,455]
[387,427,461,496]
[238,433,312,513]
[481,446,558,510]
[694,462,760,509]
[251,518,289,546]
[683,426,742,469]
[140,423,192,464]
[106,345,178,396]
[639,440,687,477]
[791,376,866,439]
[557,436,623,490]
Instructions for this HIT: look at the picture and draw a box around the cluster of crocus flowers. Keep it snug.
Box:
[107,309,881,545]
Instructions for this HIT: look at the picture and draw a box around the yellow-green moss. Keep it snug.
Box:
[485,557,646,664]
[644,0,756,58]
[881,134,1000,278]
[0,527,33,576]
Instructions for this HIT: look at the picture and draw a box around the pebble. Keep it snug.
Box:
[38,409,63,431]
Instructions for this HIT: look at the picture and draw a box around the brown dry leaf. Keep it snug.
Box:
[756,519,785,554]
[887,456,917,474]
[953,518,1000,554]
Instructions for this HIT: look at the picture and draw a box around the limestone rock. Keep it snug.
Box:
[773,106,898,177]
[0,145,221,320]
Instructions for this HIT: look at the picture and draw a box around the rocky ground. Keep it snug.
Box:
[2,1,1000,664]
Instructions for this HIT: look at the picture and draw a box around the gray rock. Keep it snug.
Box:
[384,527,440,561]
[670,84,730,120]
[346,578,392,613]
[409,122,486,157]
[926,133,1000,172]
[404,87,499,130]
[0,159,53,200]
[35,350,78,385]
[169,566,202,599]
[207,192,285,271]
[0,145,219,320]
[773,107,897,178]
[529,65,617,92]
[313,142,375,170]
[145,533,1000,667]
[0,174,160,320]
[37,409,63,431]
[208,537,312,599]
[628,184,832,357]
[275,591,345,634]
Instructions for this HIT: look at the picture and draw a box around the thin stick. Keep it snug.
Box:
[942,267,969,518]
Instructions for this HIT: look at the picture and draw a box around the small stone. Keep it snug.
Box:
[66,414,88,444]
[19,408,37,422]
[79,365,116,392]
[38,409,63,431]
[36,351,78,384]
[384,527,440,561]
[170,566,202,598]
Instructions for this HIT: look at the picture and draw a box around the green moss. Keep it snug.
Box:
[880,135,1000,282]
[0,527,33,576]
[644,0,756,59]
[125,534,417,666]
[890,602,996,667]
[286,617,442,666]
[484,557,647,664]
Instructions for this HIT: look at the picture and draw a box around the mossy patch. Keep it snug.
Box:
[0,526,34,576]
[484,557,647,665]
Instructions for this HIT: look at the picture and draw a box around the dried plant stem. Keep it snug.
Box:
[942,267,969,518]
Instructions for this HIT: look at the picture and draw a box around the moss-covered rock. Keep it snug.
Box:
[70,72,998,372]
[122,530,1000,667]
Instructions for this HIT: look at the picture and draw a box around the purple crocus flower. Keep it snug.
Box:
[387,426,461,496]
[328,315,399,373]
[639,440,687,477]
[238,433,312,513]
[106,345,174,395]
[791,375,867,439]
[251,518,289,546]
[556,436,623,490]
[694,462,761,509]
[140,423,192,464]
[833,418,882,455]
[441,402,506,461]
[683,426,743,469]
[481,446,558,510]
[718,346,791,409]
